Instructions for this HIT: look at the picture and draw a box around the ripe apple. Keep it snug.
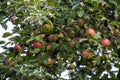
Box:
[43,24,53,34]
[86,28,95,36]
[33,42,42,48]
[26,50,32,56]
[101,38,111,46]
[14,45,22,52]
[48,58,54,65]
[69,40,76,47]
[82,50,89,58]
[48,34,57,42]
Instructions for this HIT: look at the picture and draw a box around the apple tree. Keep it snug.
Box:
[0,0,120,80]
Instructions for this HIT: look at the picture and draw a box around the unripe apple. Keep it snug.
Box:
[26,50,32,56]
[69,40,76,47]
[101,38,111,46]
[58,32,64,38]
[40,34,45,39]
[46,44,52,51]
[91,60,96,66]
[68,64,75,70]
[43,24,53,34]
[77,19,84,26]
[14,45,22,52]
[48,58,54,65]
[33,42,42,48]
[100,1,106,7]
[48,34,57,42]
[86,28,95,36]
[82,50,89,58]
[114,29,119,34]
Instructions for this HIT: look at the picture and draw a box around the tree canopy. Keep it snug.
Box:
[0,0,120,80]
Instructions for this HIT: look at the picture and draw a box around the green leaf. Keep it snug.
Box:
[2,32,12,38]
[32,48,41,54]
[26,36,35,43]
[114,63,120,68]
[0,40,5,44]
[110,72,115,79]
[95,56,101,65]
[1,23,7,30]
[78,10,84,17]
[36,35,43,42]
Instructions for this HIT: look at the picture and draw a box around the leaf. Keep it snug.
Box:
[78,10,84,17]
[26,36,35,43]
[95,56,101,65]
[36,35,43,42]
[1,23,7,30]
[111,52,118,57]
[32,48,41,54]
[110,72,115,79]
[0,40,5,44]
[114,63,120,68]
[2,32,12,38]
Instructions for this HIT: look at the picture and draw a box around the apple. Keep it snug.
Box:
[43,24,53,34]
[14,45,22,52]
[101,38,111,46]
[114,29,119,34]
[40,34,45,39]
[86,28,95,36]
[48,58,54,65]
[48,34,57,42]
[26,50,32,56]
[10,16,17,22]
[46,44,52,51]
[69,40,76,47]
[58,32,64,38]
[91,60,96,66]
[77,19,84,26]
[33,42,42,48]
[100,1,106,7]
[82,50,89,58]
[68,64,75,70]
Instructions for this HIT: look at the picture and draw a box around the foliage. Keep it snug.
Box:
[0,0,120,80]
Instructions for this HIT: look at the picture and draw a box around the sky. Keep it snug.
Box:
[0,22,118,79]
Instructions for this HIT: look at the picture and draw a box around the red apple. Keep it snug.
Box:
[48,58,54,65]
[86,28,95,36]
[48,34,57,42]
[101,38,111,46]
[82,50,89,58]
[33,42,42,48]
[14,45,22,52]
